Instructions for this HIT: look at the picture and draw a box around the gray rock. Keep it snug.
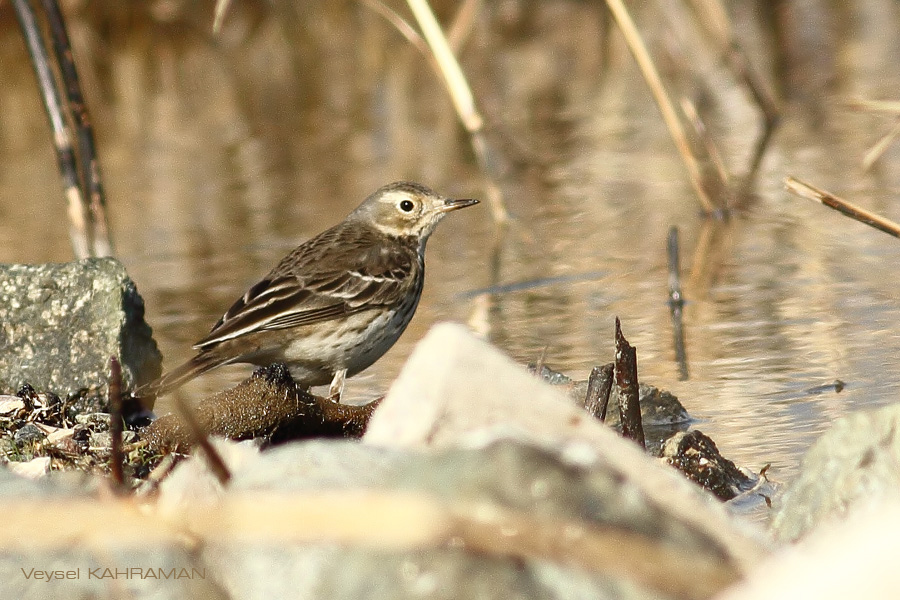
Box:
[225,438,747,551]
[313,549,657,600]
[364,323,767,571]
[13,423,46,447]
[0,258,161,396]
[230,439,409,493]
[534,364,692,427]
[162,438,730,600]
[771,402,900,542]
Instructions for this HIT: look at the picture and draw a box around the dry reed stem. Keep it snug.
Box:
[846,98,900,114]
[406,0,510,223]
[686,0,780,177]
[604,0,715,213]
[212,0,231,33]
[844,98,900,171]
[862,118,900,171]
[785,176,900,240]
[686,0,732,47]
[173,393,232,485]
[42,0,114,257]
[681,97,731,194]
[13,0,92,259]
[362,0,432,59]
[406,0,481,132]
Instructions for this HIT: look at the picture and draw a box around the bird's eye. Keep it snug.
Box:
[399,199,415,212]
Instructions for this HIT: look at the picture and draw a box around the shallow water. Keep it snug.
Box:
[1,2,900,507]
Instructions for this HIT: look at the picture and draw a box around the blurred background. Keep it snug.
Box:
[1,0,900,494]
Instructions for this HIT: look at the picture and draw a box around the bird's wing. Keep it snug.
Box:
[195,229,418,349]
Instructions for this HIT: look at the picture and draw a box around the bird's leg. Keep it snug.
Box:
[327,368,347,403]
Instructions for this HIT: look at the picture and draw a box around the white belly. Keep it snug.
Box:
[277,304,414,384]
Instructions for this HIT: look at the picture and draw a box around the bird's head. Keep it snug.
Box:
[350,181,478,240]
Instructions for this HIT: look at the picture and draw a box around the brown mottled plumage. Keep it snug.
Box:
[137,181,477,400]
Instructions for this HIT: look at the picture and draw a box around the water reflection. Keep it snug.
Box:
[1,2,900,502]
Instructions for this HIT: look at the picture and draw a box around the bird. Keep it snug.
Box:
[136,181,478,401]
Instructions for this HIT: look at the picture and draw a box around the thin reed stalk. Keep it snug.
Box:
[604,0,715,213]
[12,0,92,259]
[405,0,509,223]
[785,176,900,240]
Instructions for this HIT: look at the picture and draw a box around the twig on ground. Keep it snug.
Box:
[583,364,614,422]
[785,176,900,240]
[173,393,232,485]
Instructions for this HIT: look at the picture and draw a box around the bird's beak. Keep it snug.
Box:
[440,197,479,213]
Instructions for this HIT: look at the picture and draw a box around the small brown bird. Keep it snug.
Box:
[137,181,478,400]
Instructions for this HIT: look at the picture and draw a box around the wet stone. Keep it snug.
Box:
[659,430,754,501]
[533,363,692,428]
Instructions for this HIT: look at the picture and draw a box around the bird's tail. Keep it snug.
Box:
[133,352,231,401]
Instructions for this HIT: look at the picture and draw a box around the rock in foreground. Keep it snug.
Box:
[771,402,900,542]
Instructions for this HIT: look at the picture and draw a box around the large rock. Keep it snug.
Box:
[364,323,766,569]
[155,436,753,600]
[771,402,900,542]
[0,258,161,396]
